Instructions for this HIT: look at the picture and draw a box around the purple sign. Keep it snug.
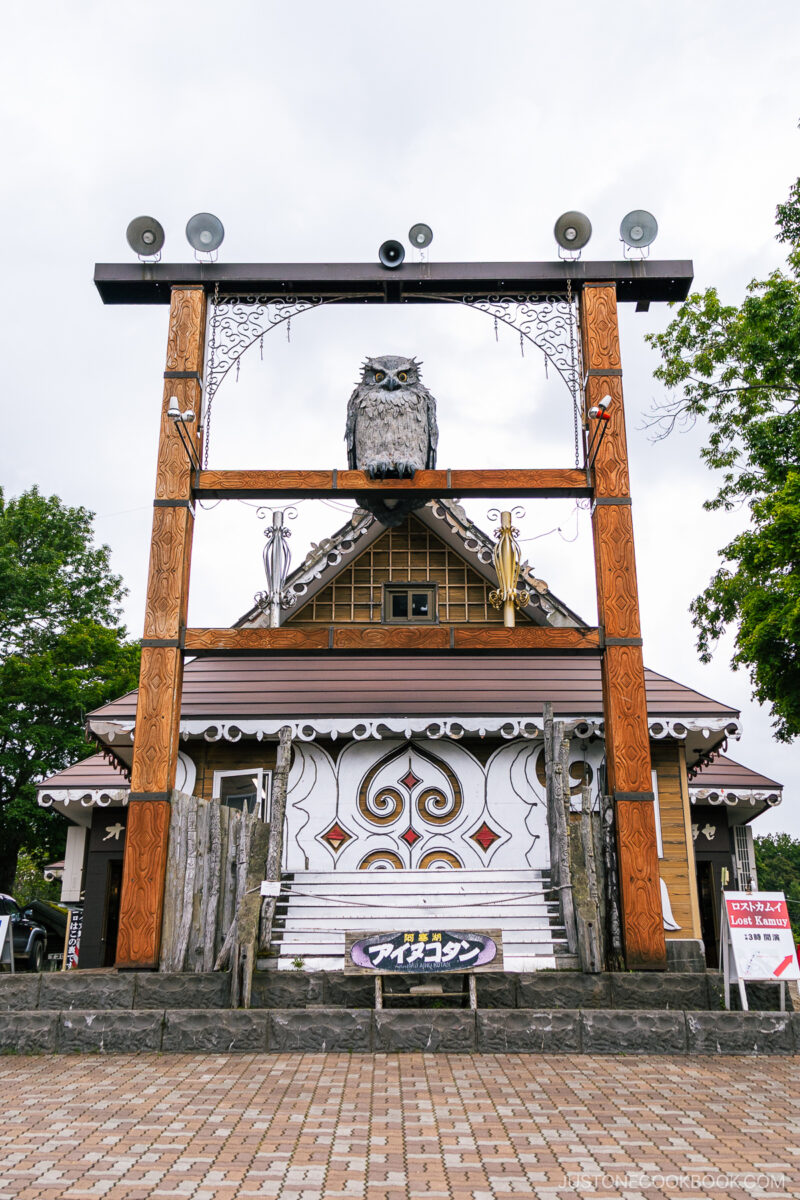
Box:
[350,930,497,972]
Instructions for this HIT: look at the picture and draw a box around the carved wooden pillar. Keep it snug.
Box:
[580,283,666,970]
[116,285,206,968]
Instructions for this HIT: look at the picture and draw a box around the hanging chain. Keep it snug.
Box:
[203,282,219,469]
[567,277,580,468]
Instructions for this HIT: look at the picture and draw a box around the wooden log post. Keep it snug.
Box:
[580,283,666,969]
[258,726,294,957]
[542,703,577,956]
[116,285,206,969]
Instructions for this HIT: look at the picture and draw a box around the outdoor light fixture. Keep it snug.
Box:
[620,209,658,256]
[408,223,433,249]
[167,397,195,423]
[167,396,199,469]
[588,393,613,467]
[125,215,165,259]
[186,212,225,259]
[554,211,592,259]
[378,239,405,269]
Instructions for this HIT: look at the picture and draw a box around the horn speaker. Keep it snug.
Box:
[408,223,433,249]
[378,239,405,269]
[620,209,658,248]
[126,215,165,257]
[553,211,592,251]
[186,212,225,253]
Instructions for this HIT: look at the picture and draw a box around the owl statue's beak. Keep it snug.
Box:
[383,376,401,391]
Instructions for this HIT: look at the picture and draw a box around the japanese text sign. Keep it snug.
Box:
[348,929,499,973]
[724,892,799,982]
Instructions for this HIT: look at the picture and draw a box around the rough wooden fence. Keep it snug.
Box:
[160,791,267,979]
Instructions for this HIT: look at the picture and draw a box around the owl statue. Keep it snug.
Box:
[344,355,438,526]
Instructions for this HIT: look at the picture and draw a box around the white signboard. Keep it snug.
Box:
[721,891,799,1010]
[0,915,14,972]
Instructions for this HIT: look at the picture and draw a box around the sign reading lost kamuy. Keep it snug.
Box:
[346,930,502,974]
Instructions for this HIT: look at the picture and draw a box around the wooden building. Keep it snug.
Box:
[38,501,780,973]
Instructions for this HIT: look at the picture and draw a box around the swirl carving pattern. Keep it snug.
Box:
[416,786,462,826]
[359,785,404,826]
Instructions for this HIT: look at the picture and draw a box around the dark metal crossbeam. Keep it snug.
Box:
[94,259,693,305]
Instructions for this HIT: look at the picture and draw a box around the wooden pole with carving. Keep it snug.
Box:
[116,285,206,969]
[580,283,666,970]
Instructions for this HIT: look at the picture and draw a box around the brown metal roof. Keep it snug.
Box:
[37,753,130,791]
[89,655,738,722]
[691,755,781,792]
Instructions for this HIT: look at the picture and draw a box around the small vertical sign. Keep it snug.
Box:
[63,907,83,971]
[0,915,14,973]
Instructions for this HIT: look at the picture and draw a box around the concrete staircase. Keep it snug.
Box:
[262,868,570,972]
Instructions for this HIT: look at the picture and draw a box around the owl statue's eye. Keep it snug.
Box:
[374,371,385,382]
[397,372,408,382]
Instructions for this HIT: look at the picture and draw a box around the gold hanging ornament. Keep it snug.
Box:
[488,509,529,627]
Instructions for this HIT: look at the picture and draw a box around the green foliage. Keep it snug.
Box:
[0,486,140,890]
[645,172,800,741]
[754,833,800,940]
[12,849,62,908]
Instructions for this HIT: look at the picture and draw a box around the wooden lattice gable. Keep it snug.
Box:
[237,500,586,630]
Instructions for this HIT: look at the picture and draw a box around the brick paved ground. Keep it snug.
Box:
[1,1054,798,1200]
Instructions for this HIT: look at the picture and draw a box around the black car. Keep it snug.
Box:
[0,894,66,971]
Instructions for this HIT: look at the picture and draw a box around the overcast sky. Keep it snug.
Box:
[2,2,799,834]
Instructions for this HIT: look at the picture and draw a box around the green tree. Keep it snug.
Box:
[12,849,62,908]
[753,833,800,940]
[645,172,800,740]
[0,486,140,893]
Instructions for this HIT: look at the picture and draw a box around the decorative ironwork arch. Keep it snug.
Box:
[202,291,583,467]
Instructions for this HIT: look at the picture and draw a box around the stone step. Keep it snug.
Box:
[0,1005,798,1056]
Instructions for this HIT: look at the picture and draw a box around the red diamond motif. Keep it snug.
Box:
[401,826,421,846]
[321,822,351,852]
[471,822,500,852]
[400,769,421,790]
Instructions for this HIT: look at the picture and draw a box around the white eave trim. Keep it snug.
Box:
[690,786,782,808]
[38,787,130,809]
[88,713,742,746]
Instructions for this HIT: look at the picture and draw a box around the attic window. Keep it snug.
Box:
[383,584,437,624]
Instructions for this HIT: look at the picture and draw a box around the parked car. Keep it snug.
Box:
[0,894,66,971]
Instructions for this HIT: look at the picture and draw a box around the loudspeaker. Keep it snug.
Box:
[126,216,165,257]
[553,211,592,251]
[620,210,658,248]
[378,239,405,268]
[408,223,433,249]
[186,212,225,253]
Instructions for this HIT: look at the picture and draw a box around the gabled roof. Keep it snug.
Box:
[237,500,587,630]
[689,754,782,819]
[36,752,130,827]
[37,754,129,790]
[86,654,740,770]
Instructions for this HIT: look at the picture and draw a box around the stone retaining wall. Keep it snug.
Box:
[0,970,790,1012]
[0,1007,797,1055]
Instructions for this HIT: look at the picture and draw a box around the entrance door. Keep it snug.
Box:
[101,860,123,968]
[696,861,719,968]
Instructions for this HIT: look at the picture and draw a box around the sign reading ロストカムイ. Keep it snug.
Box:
[347,930,500,973]
[724,892,800,982]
